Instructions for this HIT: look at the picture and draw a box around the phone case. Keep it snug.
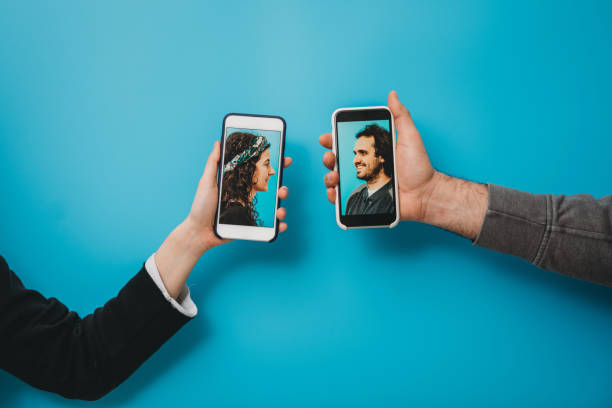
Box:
[331,106,400,230]
[214,113,286,242]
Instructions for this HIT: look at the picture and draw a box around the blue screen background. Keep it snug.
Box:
[1,1,612,407]
[223,127,281,227]
[337,120,391,213]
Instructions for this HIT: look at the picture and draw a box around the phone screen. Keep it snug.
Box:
[218,127,281,228]
[335,109,397,227]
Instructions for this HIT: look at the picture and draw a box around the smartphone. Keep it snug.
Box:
[215,113,286,242]
[332,106,399,229]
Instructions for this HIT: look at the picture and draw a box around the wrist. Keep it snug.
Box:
[180,217,211,256]
[416,171,447,224]
[419,172,488,239]
[154,218,208,300]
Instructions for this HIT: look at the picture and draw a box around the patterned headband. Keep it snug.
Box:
[223,136,270,173]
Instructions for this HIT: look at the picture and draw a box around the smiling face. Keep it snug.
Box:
[252,148,275,192]
[353,136,384,180]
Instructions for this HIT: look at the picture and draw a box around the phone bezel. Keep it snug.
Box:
[332,106,400,229]
[214,113,286,242]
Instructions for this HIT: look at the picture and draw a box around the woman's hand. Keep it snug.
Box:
[186,141,293,253]
[155,141,292,299]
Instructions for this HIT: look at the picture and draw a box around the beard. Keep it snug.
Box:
[356,161,383,181]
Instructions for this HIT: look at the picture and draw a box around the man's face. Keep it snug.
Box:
[353,136,384,180]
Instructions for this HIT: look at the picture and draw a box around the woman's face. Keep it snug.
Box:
[252,148,275,192]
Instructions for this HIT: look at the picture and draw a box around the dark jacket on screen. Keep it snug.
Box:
[346,180,395,216]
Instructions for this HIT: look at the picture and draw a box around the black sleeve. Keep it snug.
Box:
[0,255,191,400]
[474,184,612,286]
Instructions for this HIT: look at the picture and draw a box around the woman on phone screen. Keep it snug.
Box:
[219,132,276,226]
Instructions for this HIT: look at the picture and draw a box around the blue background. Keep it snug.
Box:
[337,120,391,213]
[223,127,281,227]
[1,1,612,407]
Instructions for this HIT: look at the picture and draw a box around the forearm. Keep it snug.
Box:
[0,260,191,400]
[154,219,208,299]
[474,185,612,286]
[420,171,488,239]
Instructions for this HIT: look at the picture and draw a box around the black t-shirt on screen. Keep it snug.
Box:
[219,202,256,226]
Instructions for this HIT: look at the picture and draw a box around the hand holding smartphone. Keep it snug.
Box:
[215,114,286,242]
[332,107,400,229]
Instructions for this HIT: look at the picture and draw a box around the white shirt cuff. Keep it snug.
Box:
[144,253,198,318]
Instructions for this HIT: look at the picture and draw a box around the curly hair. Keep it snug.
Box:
[355,124,393,177]
[221,132,269,226]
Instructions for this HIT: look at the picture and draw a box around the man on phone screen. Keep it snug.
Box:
[346,124,395,215]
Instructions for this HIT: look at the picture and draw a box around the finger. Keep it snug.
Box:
[388,90,415,130]
[322,151,336,170]
[283,157,293,168]
[276,207,287,221]
[202,141,221,186]
[388,90,422,147]
[324,171,339,188]
[279,222,288,233]
[319,133,332,149]
[278,186,289,200]
[326,187,336,204]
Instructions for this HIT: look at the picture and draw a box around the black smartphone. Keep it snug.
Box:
[214,113,286,242]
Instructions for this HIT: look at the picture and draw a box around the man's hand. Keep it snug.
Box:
[320,90,488,239]
[156,141,293,298]
[320,91,437,221]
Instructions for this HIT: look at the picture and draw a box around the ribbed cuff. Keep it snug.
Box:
[473,184,548,264]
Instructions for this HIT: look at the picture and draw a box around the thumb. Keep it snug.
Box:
[201,141,221,186]
[388,90,420,146]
